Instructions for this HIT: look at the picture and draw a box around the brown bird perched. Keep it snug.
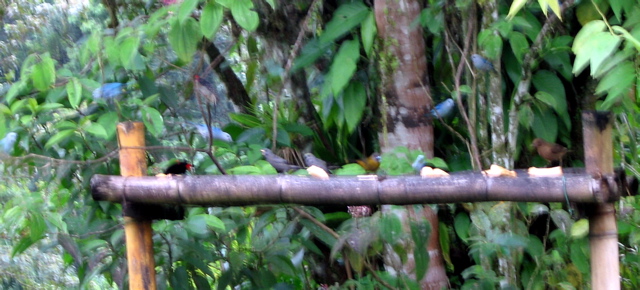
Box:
[532,138,568,166]
[356,152,381,172]
[304,153,329,174]
[261,148,302,173]
[164,160,193,174]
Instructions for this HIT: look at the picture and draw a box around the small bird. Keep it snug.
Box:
[356,153,381,172]
[0,132,17,155]
[471,54,496,72]
[261,148,302,173]
[304,153,330,174]
[412,155,426,172]
[193,75,218,104]
[429,98,455,119]
[187,122,233,142]
[532,138,568,166]
[164,160,193,174]
[92,82,127,100]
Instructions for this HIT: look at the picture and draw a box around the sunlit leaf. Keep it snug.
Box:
[201,1,224,39]
[230,0,259,32]
[141,106,164,137]
[168,18,201,62]
[45,129,76,149]
[361,11,376,58]
[66,78,82,109]
[31,53,55,91]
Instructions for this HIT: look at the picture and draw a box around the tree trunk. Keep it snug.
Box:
[375,0,448,288]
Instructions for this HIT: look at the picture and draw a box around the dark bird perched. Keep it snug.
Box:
[164,160,193,174]
[356,153,381,172]
[532,138,568,166]
[261,148,302,173]
[193,75,218,104]
[304,153,329,174]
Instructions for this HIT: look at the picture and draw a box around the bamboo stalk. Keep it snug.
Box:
[91,173,607,206]
[118,122,156,290]
[583,111,619,289]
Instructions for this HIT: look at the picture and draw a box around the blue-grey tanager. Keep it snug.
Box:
[92,82,126,100]
[187,122,232,142]
[429,98,455,119]
[412,155,426,172]
[0,132,18,155]
[471,54,495,72]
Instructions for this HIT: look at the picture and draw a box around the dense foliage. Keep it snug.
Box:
[1,0,640,289]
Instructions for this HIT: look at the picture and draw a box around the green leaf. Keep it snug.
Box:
[178,0,198,23]
[98,112,119,140]
[45,129,76,149]
[227,165,263,175]
[570,219,589,239]
[454,212,471,242]
[532,107,557,144]
[319,2,369,44]
[141,107,164,137]
[478,30,503,59]
[517,103,534,127]
[360,11,376,58]
[66,78,82,109]
[410,216,431,281]
[343,81,366,133]
[168,18,201,62]
[230,0,259,32]
[201,1,224,39]
[380,213,404,243]
[6,79,28,104]
[597,61,635,110]
[186,214,210,235]
[85,123,108,140]
[328,40,360,97]
[203,214,226,231]
[120,35,141,70]
[509,31,529,62]
[506,0,527,20]
[291,39,334,72]
[31,53,56,91]
[532,70,569,129]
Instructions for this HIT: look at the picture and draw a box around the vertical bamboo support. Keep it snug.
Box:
[583,111,619,289]
[118,122,156,290]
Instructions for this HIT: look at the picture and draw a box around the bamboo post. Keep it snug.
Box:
[118,122,156,290]
[583,111,619,289]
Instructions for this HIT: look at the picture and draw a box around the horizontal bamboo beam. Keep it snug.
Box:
[91,172,617,206]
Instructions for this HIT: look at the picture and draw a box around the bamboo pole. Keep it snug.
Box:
[118,122,156,290]
[583,111,619,289]
[91,173,608,205]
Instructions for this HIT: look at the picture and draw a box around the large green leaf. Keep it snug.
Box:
[506,0,527,20]
[201,1,224,39]
[141,106,164,137]
[230,0,259,32]
[572,21,621,76]
[532,107,557,144]
[178,0,198,23]
[168,18,201,62]
[509,31,529,63]
[45,129,76,149]
[291,39,334,72]
[532,70,569,129]
[85,122,108,140]
[597,61,635,110]
[119,35,141,70]
[319,1,369,44]
[478,29,503,59]
[410,214,431,282]
[66,78,82,109]
[343,81,366,133]
[31,53,56,91]
[360,11,376,58]
[325,40,360,98]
